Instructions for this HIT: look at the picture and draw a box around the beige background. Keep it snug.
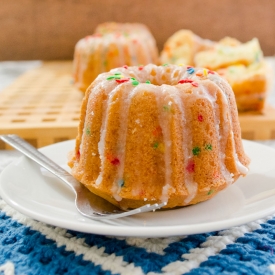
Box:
[1,0,275,60]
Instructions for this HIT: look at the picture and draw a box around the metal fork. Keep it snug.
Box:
[0,135,166,220]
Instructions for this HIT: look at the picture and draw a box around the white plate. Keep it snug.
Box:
[1,140,275,237]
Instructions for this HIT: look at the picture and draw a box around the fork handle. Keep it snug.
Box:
[0,135,79,194]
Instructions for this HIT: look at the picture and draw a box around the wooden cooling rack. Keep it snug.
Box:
[239,105,275,140]
[0,60,275,150]
[0,61,83,149]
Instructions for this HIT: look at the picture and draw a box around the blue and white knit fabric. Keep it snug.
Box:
[2,200,275,274]
[1,156,275,275]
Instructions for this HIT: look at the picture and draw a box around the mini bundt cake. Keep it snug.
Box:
[194,38,263,70]
[194,38,269,112]
[160,30,215,66]
[217,61,270,112]
[161,31,269,112]
[73,22,159,92]
[68,64,250,209]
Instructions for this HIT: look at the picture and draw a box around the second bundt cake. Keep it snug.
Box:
[161,31,269,112]
[68,64,250,209]
[217,61,270,112]
[160,29,215,66]
[73,22,159,92]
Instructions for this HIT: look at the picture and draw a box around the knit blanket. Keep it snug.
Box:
[1,155,275,275]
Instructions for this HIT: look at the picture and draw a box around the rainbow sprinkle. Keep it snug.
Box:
[186,160,195,173]
[198,114,204,122]
[205,144,212,151]
[76,150,80,160]
[192,147,201,156]
[107,72,124,81]
[196,71,203,76]
[118,179,125,187]
[85,128,91,135]
[145,80,151,84]
[207,189,214,195]
[132,79,139,86]
[178,79,193,84]
[106,153,120,166]
[153,142,159,149]
[187,67,195,74]
[213,171,219,178]
[152,126,162,137]
[163,105,170,111]
[107,76,116,80]
[152,141,164,152]
[107,75,122,80]
[116,78,129,84]
[111,158,120,166]
[107,73,140,86]
[178,78,199,87]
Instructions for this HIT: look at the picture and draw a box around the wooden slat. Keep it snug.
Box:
[239,105,275,140]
